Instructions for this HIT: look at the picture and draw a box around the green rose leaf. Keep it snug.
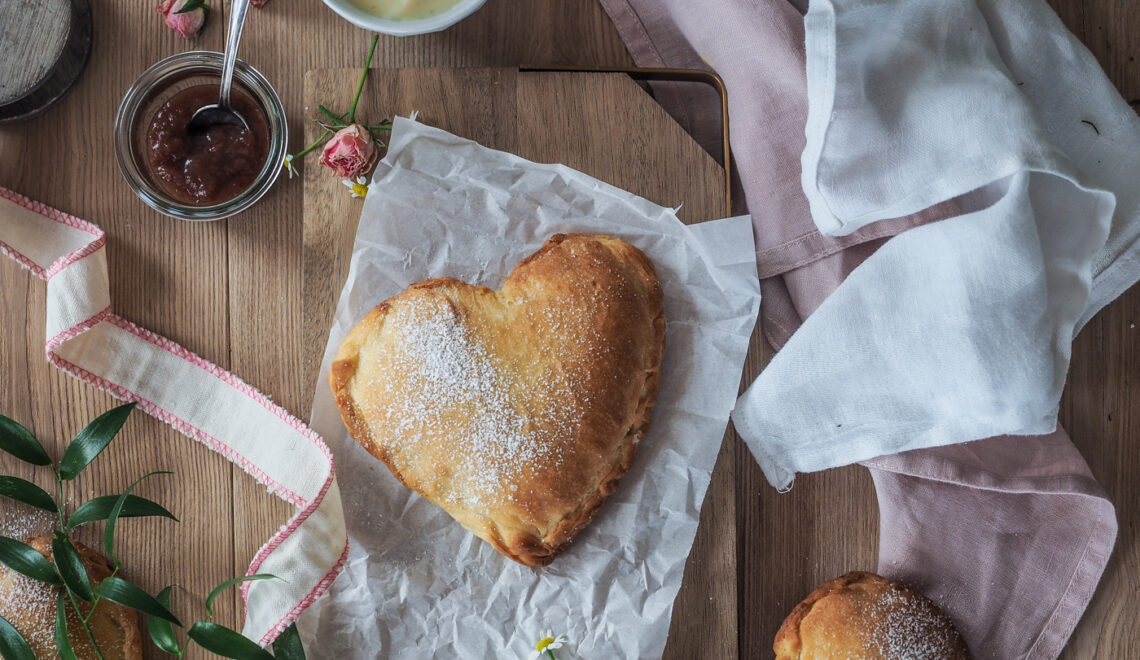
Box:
[105,471,172,566]
[51,532,94,602]
[0,536,61,585]
[187,622,273,660]
[59,402,136,480]
[0,415,51,466]
[272,623,307,660]
[147,586,182,655]
[174,0,208,14]
[55,594,80,660]
[0,475,58,513]
[0,613,35,660]
[205,574,277,619]
[67,494,178,529]
[94,577,181,626]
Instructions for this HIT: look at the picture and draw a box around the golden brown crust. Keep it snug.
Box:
[774,572,971,660]
[330,234,665,566]
[0,536,143,660]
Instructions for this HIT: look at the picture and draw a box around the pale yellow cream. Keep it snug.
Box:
[349,0,463,20]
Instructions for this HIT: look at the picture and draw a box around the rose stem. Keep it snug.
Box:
[349,34,380,125]
[318,105,348,127]
[293,129,332,159]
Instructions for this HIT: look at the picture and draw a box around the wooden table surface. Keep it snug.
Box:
[0,1,1135,658]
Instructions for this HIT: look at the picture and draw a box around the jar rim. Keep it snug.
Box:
[114,51,288,222]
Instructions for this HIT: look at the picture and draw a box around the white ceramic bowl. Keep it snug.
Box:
[321,0,486,36]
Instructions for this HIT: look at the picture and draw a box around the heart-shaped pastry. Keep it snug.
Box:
[330,234,665,566]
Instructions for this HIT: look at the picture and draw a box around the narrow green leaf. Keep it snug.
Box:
[174,0,207,14]
[59,403,136,480]
[0,536,61,585]
[147,586,182,655]
[0,415,51,466]
[205,574,277,619]
[0,475,58,513]
[272,623,306,660]
[94,577,181,626]
[187,622,273,660]
[0,613,35,660]
[51,533,94,602]
[55,594,79,660]
[67,494,178,529]
[105,471,172,565]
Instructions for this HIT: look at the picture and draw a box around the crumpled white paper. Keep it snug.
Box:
[298,118,759,659]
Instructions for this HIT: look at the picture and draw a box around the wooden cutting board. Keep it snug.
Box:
[0,0,92,122]
[302,67,740,659]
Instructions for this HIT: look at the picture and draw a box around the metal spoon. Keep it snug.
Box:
[189,0,251,132]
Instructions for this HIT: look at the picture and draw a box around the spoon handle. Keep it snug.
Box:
[219,0,252,110]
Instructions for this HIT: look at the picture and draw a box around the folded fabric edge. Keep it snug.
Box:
[728,402,795,491]
[799,0,841,235]
[1026,510,1117,658]
[1081,243,1140,331]
[861,440,1111,501]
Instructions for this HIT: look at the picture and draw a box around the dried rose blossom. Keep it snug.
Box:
[320,124,379,179]
[157,0,206,39]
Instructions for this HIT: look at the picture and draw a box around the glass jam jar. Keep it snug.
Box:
[114,51,287,221]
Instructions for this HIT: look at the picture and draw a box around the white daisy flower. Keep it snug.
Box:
[342,176,369,199]
[529,630,568,659]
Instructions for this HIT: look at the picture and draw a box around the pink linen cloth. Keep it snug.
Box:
[597,0,1117,657]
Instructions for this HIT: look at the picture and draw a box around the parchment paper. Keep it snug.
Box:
[300,118,760,659]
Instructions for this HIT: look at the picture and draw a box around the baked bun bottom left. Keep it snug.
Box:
[0,535,143,660]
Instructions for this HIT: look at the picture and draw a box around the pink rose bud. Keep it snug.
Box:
[320,124,379,179]
[158,0,206,39]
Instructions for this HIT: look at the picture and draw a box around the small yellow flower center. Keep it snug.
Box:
[536,637,555,652]
[352,182,368,197]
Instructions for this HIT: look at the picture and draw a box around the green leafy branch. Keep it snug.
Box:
[0,405,306,660]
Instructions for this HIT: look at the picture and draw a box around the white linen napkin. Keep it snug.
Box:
[732,0,1140,488]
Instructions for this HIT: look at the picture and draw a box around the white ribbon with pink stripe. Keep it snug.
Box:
[0,186,347,647]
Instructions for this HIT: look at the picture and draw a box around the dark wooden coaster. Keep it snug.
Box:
[0,0,93,123]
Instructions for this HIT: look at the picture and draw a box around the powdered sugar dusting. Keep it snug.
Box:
[0,568,56,652]
[861,585,967,659]
[361,295,587,510]
[0,512,59,655]
[0,506,54,541]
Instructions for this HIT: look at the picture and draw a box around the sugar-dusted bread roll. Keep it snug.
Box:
[330,234,666,566]
[0,536,143,660]
[774,571,971,660]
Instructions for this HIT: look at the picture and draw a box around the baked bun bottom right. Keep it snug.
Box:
[774,571,971,659]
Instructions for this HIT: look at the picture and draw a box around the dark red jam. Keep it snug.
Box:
[145,83,270,205]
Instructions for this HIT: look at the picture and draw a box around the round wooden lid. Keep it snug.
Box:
[0,0,93,123]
